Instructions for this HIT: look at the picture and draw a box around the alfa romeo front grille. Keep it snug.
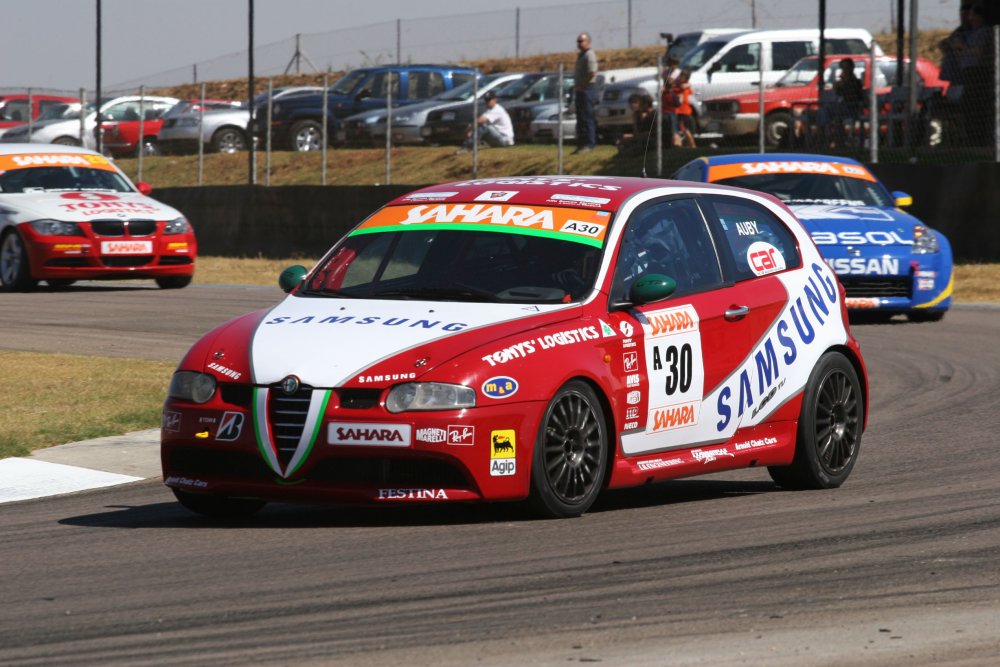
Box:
[267,385,313,467]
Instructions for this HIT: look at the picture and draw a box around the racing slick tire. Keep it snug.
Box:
[46,279,76,288]
[289,120,323,152]
[768,351,863,490]
[529,380,609,518]
[211,127,248,153]
[0,229,38,292]
[172,488,267,519]
[155,276,193,289]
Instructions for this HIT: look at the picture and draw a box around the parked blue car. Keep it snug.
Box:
[673,153,953,321]
[254,65,476,152]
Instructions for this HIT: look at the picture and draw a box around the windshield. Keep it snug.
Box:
[329,70,369,95]
[300,204,609,303]
[0,164,133,193]
[775,59,819,87]
[494,76,536,99]
[679,40,727,71]
[715,173,893,207]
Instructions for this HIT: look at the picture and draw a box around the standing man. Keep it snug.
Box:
[574,31,598,153]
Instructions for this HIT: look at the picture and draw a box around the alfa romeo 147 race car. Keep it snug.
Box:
[673,153,952,321]
[162,175,868,519]
[0,144,196,291]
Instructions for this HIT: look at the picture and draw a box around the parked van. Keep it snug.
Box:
[679,28,880,129]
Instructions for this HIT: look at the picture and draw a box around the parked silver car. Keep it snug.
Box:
[158,100,246,154]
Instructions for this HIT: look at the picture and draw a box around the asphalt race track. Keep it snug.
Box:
[1,286,999,666]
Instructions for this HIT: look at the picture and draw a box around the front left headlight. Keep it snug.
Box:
[912,225,939,254]
[385,382,475,413]
[163,217,190,235]
[30,219,82,236]
[168,371,217,404]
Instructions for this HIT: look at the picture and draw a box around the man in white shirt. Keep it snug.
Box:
[465,90,514,148]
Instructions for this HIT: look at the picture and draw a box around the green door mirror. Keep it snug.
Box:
[279,265,308,293]
[629,273,677,304]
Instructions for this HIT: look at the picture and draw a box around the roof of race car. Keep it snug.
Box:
[387,175,734,211]
[698,153,868,168]
[0,143,100,157]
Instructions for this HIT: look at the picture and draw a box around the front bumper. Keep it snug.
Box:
[21,223,196,281]
[833,254,952,313]
[162,392,543,505]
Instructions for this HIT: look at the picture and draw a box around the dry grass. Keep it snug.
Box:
[953,263,1000,302]
[0,351,175,459]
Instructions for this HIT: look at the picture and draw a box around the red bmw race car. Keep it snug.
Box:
[162,176,868,519]
[0,145,196,290]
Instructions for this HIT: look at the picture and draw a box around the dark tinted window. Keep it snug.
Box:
[827,38,870,55]
[715,43,761,73]
[772,41,813,70]
[611,198,722,301]
[704,197,800,282]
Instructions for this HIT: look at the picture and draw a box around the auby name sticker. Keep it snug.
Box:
[352,204,610,247]
[707,160,876,182]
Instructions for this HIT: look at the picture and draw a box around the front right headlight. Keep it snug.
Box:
[168,371,217,404]
[385,382,475,413]
[163,217,190,235]
[30,219,82,236]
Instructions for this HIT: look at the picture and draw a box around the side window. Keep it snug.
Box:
[611,198,723,302]
[717,43,760,73]
[772,41,811,70]
[705,196,801,282]
[3,100,29,121]
[452,72,475,87]
[828,38,869,55]
[105,102,141,121]
[411,71,445,99]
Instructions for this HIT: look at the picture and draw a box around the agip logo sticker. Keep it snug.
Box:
[482,376,518,399]
[490,429,516,477]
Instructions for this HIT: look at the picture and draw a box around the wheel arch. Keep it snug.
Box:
[827,343,869,431]
[568,374,618,490]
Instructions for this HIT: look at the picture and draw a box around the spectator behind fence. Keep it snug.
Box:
[463,90,514,149]
[817,58,864,147]
[574,31,598,153]
[941,3,994,145]
[616,92,655,156]
[674,69,696,148]
[660,56,681,145]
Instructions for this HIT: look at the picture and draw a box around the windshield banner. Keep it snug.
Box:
[0,153,118,173]
[708,161,876,183]
[351,204,611,247]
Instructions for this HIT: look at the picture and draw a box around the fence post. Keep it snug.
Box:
[557,63,564,175]
[265,79,273,186]
[27,88,33,143]
[198,82,206,186]
[515,8,520,59]
[472,72,479,178]
[78,88,86,146]
[384,69,392,185]
[322,71,329,185]
[137,85,145,182]
[757,54,765,153]
[869,40,878,164]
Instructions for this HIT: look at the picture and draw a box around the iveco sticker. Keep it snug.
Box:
[482,376,518,399]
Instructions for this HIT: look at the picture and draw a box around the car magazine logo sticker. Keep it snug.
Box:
[707,161,877,183]
[746,241,786,276]
[0,153,118,172]
[490,429,516,476]
[351,204,609,247]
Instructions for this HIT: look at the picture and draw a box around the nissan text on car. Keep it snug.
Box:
[162,175,868,519]
[674,153,952,320]
[0,145,196,291]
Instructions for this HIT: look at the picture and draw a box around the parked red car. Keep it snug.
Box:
[703,55,947,146]
[0,94,79,136]
[94,96,178,156]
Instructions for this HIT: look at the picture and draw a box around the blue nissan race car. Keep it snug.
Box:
[673,153,952,321]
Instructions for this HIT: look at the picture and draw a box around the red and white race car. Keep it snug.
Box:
[0,145,196,290]
[162,175,868,518]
